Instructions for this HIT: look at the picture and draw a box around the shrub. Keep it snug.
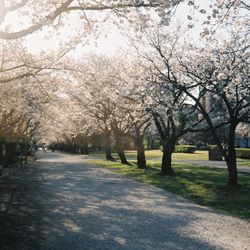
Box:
[174,145,197,153]
[205,145,217,150]
[236,148,250,159]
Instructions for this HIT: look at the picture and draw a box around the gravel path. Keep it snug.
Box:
[1,151,249,250]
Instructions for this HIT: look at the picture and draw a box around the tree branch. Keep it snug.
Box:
[0,1,160,40]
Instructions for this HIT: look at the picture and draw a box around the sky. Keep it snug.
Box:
[1,1,242,56]
[20,17,129,56]
[1,5,128,56]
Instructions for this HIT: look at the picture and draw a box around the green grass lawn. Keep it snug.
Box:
[128,150,209,160]
[89,158,250,219]
[87,149,208,159]
[88,149,250,165]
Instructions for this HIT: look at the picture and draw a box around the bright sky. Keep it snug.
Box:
[2,6,129,56]
[24,27,126,56]
[1,1,242,56]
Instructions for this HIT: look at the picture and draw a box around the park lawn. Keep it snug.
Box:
[90,159,250,219]
[89,149,250,165]
[88,149,209,160]
[237,160,250,167]
[127,150,209,160]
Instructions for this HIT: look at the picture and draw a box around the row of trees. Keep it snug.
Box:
[56,28,249,186]
[0,1,249,186]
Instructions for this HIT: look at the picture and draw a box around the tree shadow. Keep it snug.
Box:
[1,152,249,249]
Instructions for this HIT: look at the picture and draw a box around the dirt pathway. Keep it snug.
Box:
[1,151,249,249]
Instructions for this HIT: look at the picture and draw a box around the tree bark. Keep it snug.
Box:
[136,137,146,169]
[106,150,113,160]
[113,130,129,164]
[4,142,17,165]
[118,152,129,164]
[226,158,238,186]
[225,125,238,186]
[0,141,3,163]
[104,128,113,160]
[161,145,174,175]
[161,141,175,175]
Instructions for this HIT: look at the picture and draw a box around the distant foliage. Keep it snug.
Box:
[174,145,197,153]
[236,149,250,159]
[205,145,218,151]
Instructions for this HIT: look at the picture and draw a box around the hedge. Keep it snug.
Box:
[236,148,250,159]
[205,145,217,151]
[174,145,197,153]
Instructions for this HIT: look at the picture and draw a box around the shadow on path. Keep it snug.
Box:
[1,151,249,249]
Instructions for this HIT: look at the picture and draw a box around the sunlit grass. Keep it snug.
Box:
[90,159,250,219]
[88,149,250,166]
[237,160,250,167]
[173,150,208,160]
[88,149,209,160]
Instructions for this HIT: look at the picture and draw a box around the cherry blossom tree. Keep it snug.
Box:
[62,52,152,167]
[139,55,200,174]
[0,0,181,40]
[64,54,121,159]
[1,1,248,40]
[145,28,249,185]
[0,73,47,164]
[0,40,72,163]
[235,123,250,148]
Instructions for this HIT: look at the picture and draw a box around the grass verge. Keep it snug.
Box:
[90,159,250,219]
[88,149,250,165]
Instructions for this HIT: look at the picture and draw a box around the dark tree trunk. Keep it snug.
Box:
[118,152,129,164]
[0,142,3,163]
[113,131,128,164]
[104,129,113,160]
[161,147,174,175]
[83,137,89,154]
[161,140,175,175]
[137,151,146,169]
[136,136,146,169]
[5,142,17,166]
[226,158,238,186]
[81,146,89,154]
[106,150,113,160]
[84,147,89,154]
[225,126,238,186]
[151,112,176,175]
[0,142,2,157]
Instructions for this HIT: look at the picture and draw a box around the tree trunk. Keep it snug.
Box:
[225,127,238,186]
[106,150,113,160]
[104,129,113,160]
[4,142,17,166]
[226,158,238,186]
[118,152,129,164]
[81,146,89,154]
[84,146,89,154]
[0,142,3,164]
[161,148,174,175]
[161,141,174,175]
[136,136,146,169]
[83,137,89,154]
[0,142,2,157]
[113,131,128,164]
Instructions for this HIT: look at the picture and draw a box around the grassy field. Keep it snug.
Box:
[89,150,250,219]
[88,149,250,166]
[87,149,208,159]
[126,150,209,160]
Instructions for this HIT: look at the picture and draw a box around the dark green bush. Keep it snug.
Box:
[236,148,250,159]
[205,145,217,150]
[174,145,197,153]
